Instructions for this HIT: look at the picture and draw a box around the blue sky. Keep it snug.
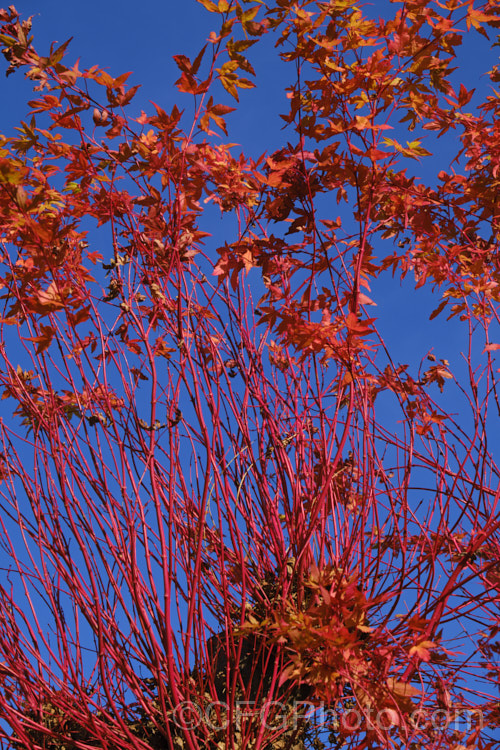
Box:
[0,0,289,154]
[0,1,499,743]
[1,0,497,587]
[1,0,498,591]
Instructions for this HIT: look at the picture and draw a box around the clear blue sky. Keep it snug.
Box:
[0,1,499,739]
[1,0,498,453]
[1,0,498,447]
[1,0,289,155]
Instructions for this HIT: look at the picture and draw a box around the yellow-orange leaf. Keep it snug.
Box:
[387,678,420,698]
[409,640,436,662]
[196,0,219,11]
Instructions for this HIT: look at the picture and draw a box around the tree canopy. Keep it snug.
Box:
[0,1,499,749]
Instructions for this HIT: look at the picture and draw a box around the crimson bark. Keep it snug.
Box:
[0,2,499,750]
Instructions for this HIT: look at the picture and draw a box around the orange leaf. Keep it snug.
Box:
[26,325,55,354]
[197,0,218,9]
[387,678,420,697]
[36,282,65,311]
[409,640,435,662]
[358,293,376,306]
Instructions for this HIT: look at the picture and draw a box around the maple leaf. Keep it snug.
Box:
[409,640,436,662]
[422,361,453,392]
[26,324,55,354]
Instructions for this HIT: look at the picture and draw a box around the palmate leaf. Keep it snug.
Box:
[0,2,499,750]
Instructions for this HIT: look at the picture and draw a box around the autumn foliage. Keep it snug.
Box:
[0,0,499,748]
